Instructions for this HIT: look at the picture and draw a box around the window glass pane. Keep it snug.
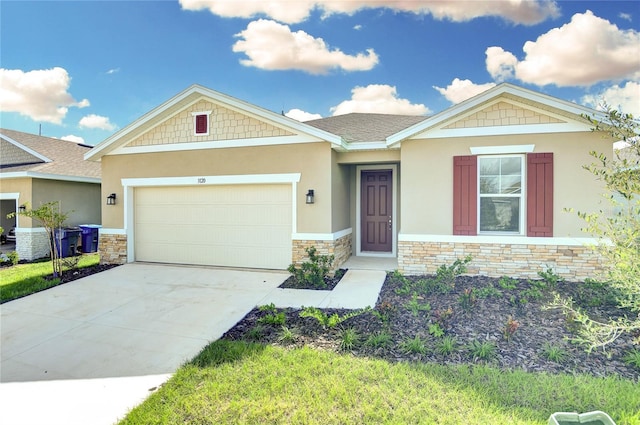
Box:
[501,157,521,175]
[480,176,498,194]
[480,158,500,176]
[501,175,521,194]
[480,197,520,232]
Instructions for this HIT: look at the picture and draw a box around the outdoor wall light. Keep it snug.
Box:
[106,193,117,205]
[306,189,315,204]
[18,204,26,213]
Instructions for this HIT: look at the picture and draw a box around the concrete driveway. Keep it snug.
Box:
[0,263,289,425]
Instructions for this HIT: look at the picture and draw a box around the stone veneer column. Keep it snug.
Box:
[15,229,50,261]
[99,234,128,264]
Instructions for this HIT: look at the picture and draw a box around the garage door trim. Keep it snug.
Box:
[121,173,301,263]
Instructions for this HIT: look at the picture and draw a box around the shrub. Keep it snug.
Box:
[339,328,360,351]
[287,246,334,289]
[364,331,392,348]
[468,340,496,361]
[400,336,427,354]
[541,343,568,363]
[435,335,457,356]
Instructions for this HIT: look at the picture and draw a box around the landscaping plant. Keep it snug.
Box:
[287,246,334,289]
[554,105,640,351]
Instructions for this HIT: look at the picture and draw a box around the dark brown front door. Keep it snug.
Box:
[361,170,392,252]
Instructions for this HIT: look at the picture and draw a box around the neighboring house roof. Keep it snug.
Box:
[305,113,426,143]
[0,129,101,183]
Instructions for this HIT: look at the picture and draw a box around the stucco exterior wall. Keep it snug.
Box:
[0,177,33,228]
[400,132,611,237]
[32,179,101,226]
[126,99,293,147]
[331,150,351,233]
[101,142,333,233]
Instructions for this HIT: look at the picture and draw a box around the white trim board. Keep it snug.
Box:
[293,228,352,241]
[398,234,602,246]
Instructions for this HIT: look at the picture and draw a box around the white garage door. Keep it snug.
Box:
[134,184,292,269]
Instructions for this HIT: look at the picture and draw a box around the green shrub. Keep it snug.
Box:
[287,246,334,289]
[299,306,367,329]
[541,343,568,363]
[498,276,518,290]
[405,292,431,317]
[400,336,427,354]
[435,335,458,356]
[339,327,360,351]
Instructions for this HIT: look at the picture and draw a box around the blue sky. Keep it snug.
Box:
[1,0,639,145]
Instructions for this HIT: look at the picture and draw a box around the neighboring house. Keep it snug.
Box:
[85,83,612,280]
[0,129,102,260]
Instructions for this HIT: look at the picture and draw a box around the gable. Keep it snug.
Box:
[443,101,564,130]
[125,99,294,148]
[0,138,45,166]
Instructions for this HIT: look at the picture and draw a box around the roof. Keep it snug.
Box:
[0,129,101,183]
[305,113,426,143]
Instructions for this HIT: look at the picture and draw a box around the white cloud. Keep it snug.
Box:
[106,68,120,75]
[434,78,496,104]
[233,19,378,74]
[485,46,518,82]
[581,81,640,117]
[0,67,90,124]
[486,11,640,87]
[79,114,116,131]
[619,13,632,22]
[60,135,85,144]
[330,84,429,116]
[285,108,322,122]
[353,24,362,31]
[180,0,559,25]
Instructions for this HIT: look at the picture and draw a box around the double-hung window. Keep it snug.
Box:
[478,155,524,234]
[453,152,553,237]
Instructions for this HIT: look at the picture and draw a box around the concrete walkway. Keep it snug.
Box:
[0,262,386,425]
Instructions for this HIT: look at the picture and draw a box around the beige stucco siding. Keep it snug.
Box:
[32,179,101,226]
[101,142,333,233]
[126,100,293,147]
[401,132,611,236]
[331,150,351,232]
[0,178,33,228]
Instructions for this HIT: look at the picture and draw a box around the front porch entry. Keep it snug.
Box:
[357,165,397,257]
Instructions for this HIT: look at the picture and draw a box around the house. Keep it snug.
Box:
[85,83,612,280]
[0,129,102,260]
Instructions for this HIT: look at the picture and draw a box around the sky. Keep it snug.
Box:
[1,0,639,146]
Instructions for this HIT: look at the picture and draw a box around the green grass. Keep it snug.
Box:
[0,254,99,303]
[120,340,640,425]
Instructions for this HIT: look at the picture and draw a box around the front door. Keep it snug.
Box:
[361,170,392,252]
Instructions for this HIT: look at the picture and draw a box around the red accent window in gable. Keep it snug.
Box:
[526,152,554,237]
[453,155,478,235]
[195,114,208,134]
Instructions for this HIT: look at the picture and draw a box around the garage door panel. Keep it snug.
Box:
[135,185,292,269]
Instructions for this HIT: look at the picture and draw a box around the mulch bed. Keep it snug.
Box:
[223,273,640,381]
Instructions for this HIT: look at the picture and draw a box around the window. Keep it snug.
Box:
[479,155,524,233]
[192,111,212,136]
[453,152,553,237]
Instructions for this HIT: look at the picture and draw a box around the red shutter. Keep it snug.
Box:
[527,152,553,237]
[195,114,208,134]
[453,155,478,235]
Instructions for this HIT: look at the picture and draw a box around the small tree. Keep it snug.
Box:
[555,104,640,351]
[8,201,71,277]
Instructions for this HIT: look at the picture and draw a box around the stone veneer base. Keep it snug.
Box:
[15,230,50,261]
[292,234,353,271]
[398,241,603,281]
[99,234,128,264]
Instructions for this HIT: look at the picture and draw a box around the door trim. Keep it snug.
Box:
[355,164,397,257]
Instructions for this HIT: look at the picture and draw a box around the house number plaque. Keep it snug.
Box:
[198,178,206,184]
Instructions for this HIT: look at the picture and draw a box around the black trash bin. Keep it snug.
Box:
[53,228,81,258]
[79,225,101,253]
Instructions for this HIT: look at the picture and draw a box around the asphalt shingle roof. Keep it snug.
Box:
[304,113,426,143]
[0,129,101,180]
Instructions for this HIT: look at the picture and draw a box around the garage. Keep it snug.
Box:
[134,184,292,269]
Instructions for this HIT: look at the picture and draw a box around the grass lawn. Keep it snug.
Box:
[0,253,99,303]
[121,340,640,425]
